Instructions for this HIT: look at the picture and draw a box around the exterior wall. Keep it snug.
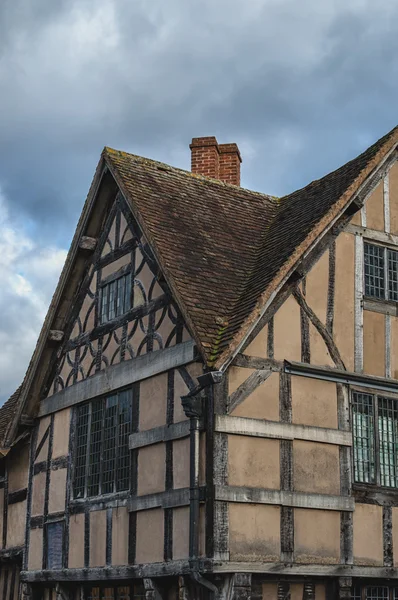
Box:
[25,359,202,572]
[221,158,398,576]
[46,195,191,398]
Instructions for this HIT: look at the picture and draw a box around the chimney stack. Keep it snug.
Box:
[190,136,242,186]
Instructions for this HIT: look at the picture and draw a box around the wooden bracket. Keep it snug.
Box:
[48,330,64,343]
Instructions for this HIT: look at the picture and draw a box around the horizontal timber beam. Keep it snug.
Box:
[214,485,355,511]
[20,560,193,582]
[363,298,398,317]
[233,354,283,371]
[284,360,398,395]
[213,562,398,579]
[129,420,192,450]
[346,223,398,247]
[39,340,197,416]
[215,415,352,446]
[128,487,199,512]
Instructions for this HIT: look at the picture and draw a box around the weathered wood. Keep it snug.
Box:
[128,488,191,512]
[79,236,97,251]
[129,420,191,450]
[363,297,398,316]
[346,222,398,246]
[21,559,193,582]
[7,488,27,505]
[39,340,196,416]
[354,233,364,373]
[285,360,398,394]
[227,369,273,414]
[293,288,345,369]
[213,562,398,578]
[327,239,336,334]
[215,414,352,446]
[383,506,393,567]
[48,330,64,343]
[232,354,282,371]
[214,485,354,511]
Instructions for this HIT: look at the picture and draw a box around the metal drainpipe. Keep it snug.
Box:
[189,412,201,561]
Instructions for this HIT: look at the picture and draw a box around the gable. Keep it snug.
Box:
[45,192,191,399]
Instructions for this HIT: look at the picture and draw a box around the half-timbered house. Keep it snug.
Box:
[2,128,398,600]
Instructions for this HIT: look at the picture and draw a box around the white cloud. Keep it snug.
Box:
[0,189,67,404]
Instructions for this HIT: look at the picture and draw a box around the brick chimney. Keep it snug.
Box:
[190,136,241,186]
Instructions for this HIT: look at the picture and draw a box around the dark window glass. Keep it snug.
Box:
[388,248,398,301]
[364,242,385,299]
[73,389,134,498]
[353,392,398,488]
[46,521,64,569]
[100,273,132,324]
[85,585,145,600]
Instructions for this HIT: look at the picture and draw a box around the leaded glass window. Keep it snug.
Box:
[85,585,145,600]
[46,521,64,569]
[99,272,132,324]
[73,388,134,498]
[352,392,398,488]
[364,242,398,301]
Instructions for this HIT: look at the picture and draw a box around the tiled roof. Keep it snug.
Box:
[0,387,21,447]
[105,125,398,367]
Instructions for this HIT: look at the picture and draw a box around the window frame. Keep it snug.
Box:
[352,388,398,489]
[351,584,398,599]
[98,266,133,326]
[364,241,398,303]
[72,386,136,500]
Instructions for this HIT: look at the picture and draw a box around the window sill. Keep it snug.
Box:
[70,490,129,508]
[363,296,398,316]
[353,483,398,504]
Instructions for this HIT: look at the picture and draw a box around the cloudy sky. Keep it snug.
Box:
[0,0,398,402]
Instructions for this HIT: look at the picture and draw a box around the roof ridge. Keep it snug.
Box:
[103,146,279,203]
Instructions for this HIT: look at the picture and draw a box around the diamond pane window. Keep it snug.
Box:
[364,242,398,302]
[100,273,132,324]
[73,388,135,498]
[353,392,398,488]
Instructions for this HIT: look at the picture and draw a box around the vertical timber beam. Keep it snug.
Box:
[231,574,251,600]
[300,278,310,364]
[280,371,294,563]
[383,505,393,567]
[338,384,353,565]
[213,374,229,561]
[354,234,364,373]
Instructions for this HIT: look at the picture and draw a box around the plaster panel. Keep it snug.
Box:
[228,436,280,489]
[353,503,383,565]
[36,416,51,463]
[366,181,384,231]
[274,295,301,361]
[294,508,340,564]
[31,471,46,517]
[315,586,326,600]
[101,253,131,279]
[7,443,29,492]
[363,310,385,377]
[173,368,190,423]
[173,438,190,489]
[290,585,304,600]
[244,324,268,358]
[291,376,337,429]
[172,506,189,560]
[48,468,66,514]
[112,506,129,566]
[390,162,398,235]
[229,504,280,561]
[334,232,355,371]
[262,584,277,600]
[137,443,165,495]
[306,249,329,324]
[390,316,398,380]
[139,372,167,431]
[7,501,26,547]
[68,513,85,568]
[231,371,280,421]
[52,409,71,458]
[135,508,164,564]
[89,509,107,567]
[293,441,340,495]
[28,528,43,570]
[309,324,334,367]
